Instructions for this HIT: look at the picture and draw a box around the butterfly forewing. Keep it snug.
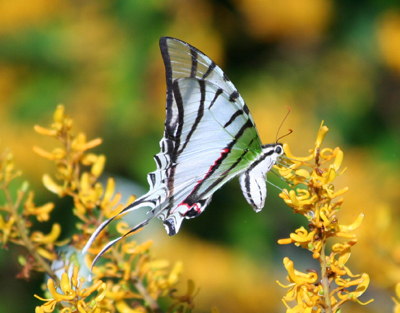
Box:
[168,78,262,198]
[160,37,258,129]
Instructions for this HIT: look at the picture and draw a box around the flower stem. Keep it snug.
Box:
[319,239,332,313]
[133,278,164,313]
[4,187,59,284]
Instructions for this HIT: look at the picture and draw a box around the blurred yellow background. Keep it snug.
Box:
[0,0,399,312]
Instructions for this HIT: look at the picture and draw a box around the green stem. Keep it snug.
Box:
[319,240,332,313]
[5,187,59,284]
[110,246,164,313]
[133,278,165,313]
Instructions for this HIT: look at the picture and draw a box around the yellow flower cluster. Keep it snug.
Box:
[31,105,197,312]
[33,105,136,249]
[35,266,107,313]
[82,234,184,313]
[276,122,373,312]
[0,140,61,280]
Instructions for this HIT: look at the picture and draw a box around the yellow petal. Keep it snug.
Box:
[77,300,87,313]
[80,280,103,297]
[333,149,343,170]
[33,126,58,137]
[109,192,122,208]
[294,169,311,178]
[338,213,364,232]
[323,166,337,184]
[330,262,346,276]
[283,257,317,284]
[290,227,315,243]
[94,282,107,302]
[126,240,153,254]
[115,300,146,313]
[53,105,65,123]
[28,203,55,222]
[149,259,170,269]
[315,121,329,150]
[60,272,72,294]
[36,247,57,261]
[80,172,90,191]
[278,238,294,245]
[168,261,183,286]
[396,283,400,299]
[91,155,106,177]
[283,143,314,161]
[82,138,103,151]
[74,198,87,215]
[33,147,56,160]
[31,223,61,244]
[71,266,79,288]
[116,221,130,235]
[47,278,74,301]
[81,153,98,166]
[94,182,104,200]
[42,174,63,195]
[51,148,66,160]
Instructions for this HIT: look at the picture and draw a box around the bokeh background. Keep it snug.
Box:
[0,0,400,312]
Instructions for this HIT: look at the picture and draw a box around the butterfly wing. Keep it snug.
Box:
[157,77,263,234]
[157,37,263,233]
[159,36,259,137]
[83,37,264,265]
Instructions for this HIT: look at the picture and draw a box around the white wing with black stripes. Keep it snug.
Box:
[82,37,284,267]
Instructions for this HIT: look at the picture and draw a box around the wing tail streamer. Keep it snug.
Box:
[87,211,156,271]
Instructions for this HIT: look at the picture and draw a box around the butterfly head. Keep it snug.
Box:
[261,143,284,166]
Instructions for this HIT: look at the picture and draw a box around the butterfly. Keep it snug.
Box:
[82,37,285,264]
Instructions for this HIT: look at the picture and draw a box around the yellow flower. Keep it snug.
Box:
[276,121,373,311]
[31,223,61,245]
[0,214,16,246]
[31,105,195,313]
[277,257,322,311]
[169,279,199,310]
[24,192,55,222]
[35,266,108,313]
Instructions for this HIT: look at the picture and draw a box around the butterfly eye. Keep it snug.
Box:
[275,146,282,154]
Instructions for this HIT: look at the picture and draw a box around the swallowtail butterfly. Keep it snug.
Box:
[83,37,285,264]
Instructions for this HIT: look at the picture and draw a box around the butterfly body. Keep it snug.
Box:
[83,37,284,264]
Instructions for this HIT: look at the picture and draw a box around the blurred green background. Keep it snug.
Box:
[1,0,400,312]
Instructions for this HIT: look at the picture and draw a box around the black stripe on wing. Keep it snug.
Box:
[159,37,174,88]
[160,37,235,93]
[190,49,198,78]
[202,61,216,79]
[160,37,177,140]
[183,119,256,206]
[224,110,244,128]
[177,79,206,154]
[198,122,257,196]
[209,88,224,109]
[243,145,279,172]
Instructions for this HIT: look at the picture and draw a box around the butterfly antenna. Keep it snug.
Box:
[268,173,290,197]
[276,106,292,143]
[266,178,283,191]
[270,168,288,183]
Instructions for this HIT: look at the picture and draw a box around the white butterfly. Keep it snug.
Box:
[83,37,284,265]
